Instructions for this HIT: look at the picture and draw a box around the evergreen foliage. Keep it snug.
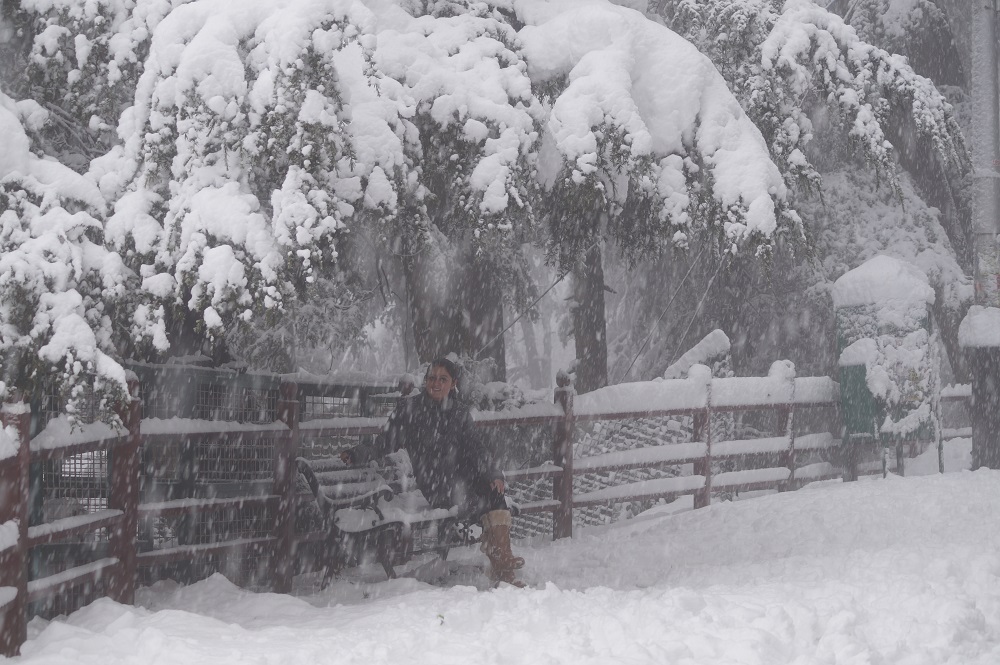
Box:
[0,0,976,415]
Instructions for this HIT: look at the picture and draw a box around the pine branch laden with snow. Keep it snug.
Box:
[372,1,541,297]
[223,270,374,373]
[14,0,184,163]
[0,86,129,423]
[658,0,969,194]
[96,0,388,352]
[90,0,553,354]
[82,0,796,363]
[845,0,964,87]
[518,0,795,264]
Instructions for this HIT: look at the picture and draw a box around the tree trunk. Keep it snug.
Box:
[166,307,209,359]
[519,317,544,388]
[402,246,507,381]
[936,0,973,84]
[400,274,419,371]
[461,257,507,381]
[571,244,608,393]
[541,313,553,388]
[969,348,1000,469]
[932,292,969,384]
[402,251,458,363]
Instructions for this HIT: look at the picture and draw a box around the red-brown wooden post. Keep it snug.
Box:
[108,380,141,605]
[272,381,299,593]
[778,405,795,491]
[552,375,575,540]
[0,401,30,656]
[692,407,712,509]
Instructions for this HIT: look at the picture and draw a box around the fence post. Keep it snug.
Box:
[778,405,795,491]
[108,380,141,605]
[552,375,575,540]
[0,401,30,656]
[692,406,712,509]
[272,381,299,593]
[779,368,798,491]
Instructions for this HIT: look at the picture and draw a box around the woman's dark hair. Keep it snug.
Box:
[428,357,460,382]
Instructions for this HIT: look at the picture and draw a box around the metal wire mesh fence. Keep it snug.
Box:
[192,384,279,423]
[508,477,555,541]
[302,394,357,419]
[193,434,275,483]
[502,416,692,539]
[40,454,109,518]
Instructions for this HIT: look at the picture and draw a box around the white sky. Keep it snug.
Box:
[16,437,1000,665]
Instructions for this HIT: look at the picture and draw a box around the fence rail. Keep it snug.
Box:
[0,371,970,655]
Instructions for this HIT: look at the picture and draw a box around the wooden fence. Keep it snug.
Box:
[0,370,970,655]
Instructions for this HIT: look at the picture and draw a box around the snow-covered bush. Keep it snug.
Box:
[834,255,938,439]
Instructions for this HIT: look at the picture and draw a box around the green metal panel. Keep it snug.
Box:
[839,364,879,441]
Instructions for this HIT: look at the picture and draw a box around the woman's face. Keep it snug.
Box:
[424,365,455,403]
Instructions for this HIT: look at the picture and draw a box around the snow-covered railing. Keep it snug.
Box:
[2,402,134,648]
[97,367,843,588]
[0,364,946,655]
[461,364,839,538]
[0,403,29,656]
[128,367,843,548]
[0,389,141,657]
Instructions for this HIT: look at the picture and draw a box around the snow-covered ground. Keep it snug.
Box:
[14,438,1000,665]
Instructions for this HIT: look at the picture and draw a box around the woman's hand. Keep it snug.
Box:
[490,479,505,493]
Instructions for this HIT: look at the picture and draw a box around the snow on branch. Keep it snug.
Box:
[761,0,966,175]
[659,0,968,193]
[98,0,386,346]
[0,83,129,422]
[663,329,731,379]
[519,0,792,258]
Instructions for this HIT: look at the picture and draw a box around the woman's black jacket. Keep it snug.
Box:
[348,392,503,511]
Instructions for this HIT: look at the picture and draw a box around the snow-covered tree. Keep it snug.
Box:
[70,0,547,376]
[516,0,796,392]
[86,0,792,389]
[605,0,971,382]
[90,0,398,367]
[657,0,967,194]
[0,84,130,422]
[369,0,542,378]
[836,0,971,277]
[8,0,965,398]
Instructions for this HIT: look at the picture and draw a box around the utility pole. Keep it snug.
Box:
[973,0,1000,306]
[964,0,1000,469]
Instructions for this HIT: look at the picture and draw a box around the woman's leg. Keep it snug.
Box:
[475,482,525,585]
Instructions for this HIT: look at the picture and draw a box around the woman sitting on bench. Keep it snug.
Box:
[341,357,525,587]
